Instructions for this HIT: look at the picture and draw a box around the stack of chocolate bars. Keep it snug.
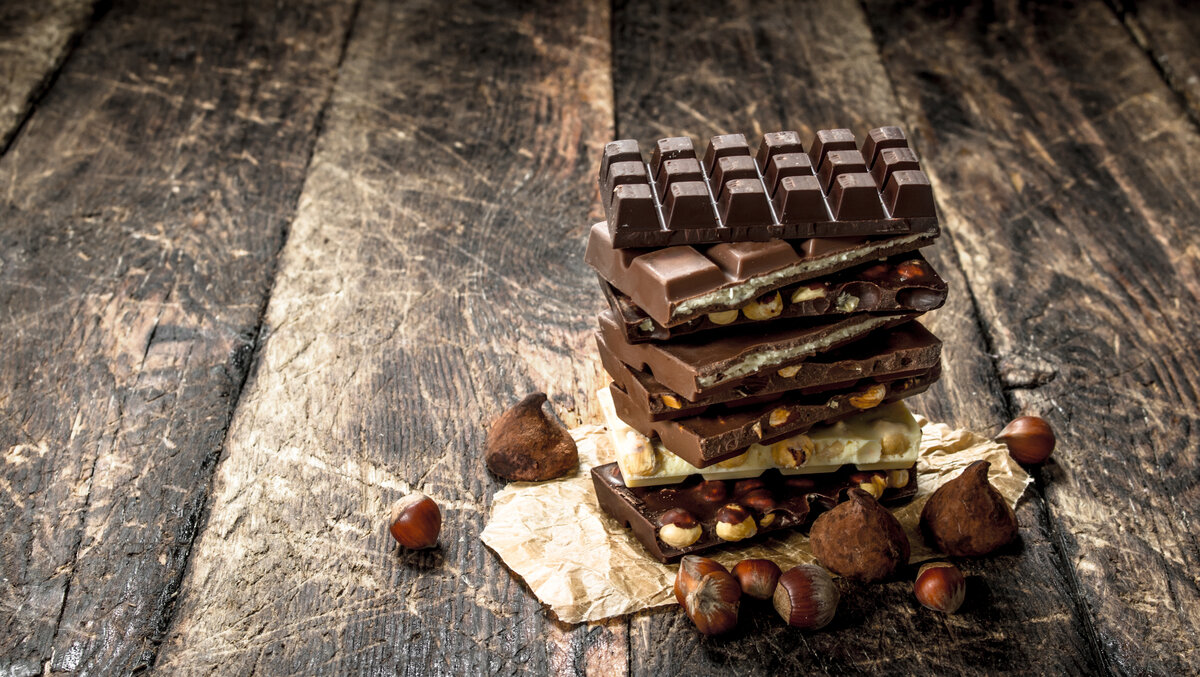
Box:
[586,128,946,562]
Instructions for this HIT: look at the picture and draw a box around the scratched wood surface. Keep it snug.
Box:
[2,0,1199,675]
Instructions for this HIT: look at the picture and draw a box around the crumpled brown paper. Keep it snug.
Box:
[480,415,1030,624]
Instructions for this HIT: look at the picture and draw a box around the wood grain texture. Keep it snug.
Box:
[867,1,1200,673]
[0,0,95,150]
[154,0,617,673]
[1113,0,1200,124]
[612,0,1099,673]
[0,0,355,674]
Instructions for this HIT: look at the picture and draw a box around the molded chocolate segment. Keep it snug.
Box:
[584,221,939,327]
[871,147,921,189]
[718,179,773,226]
[596,309,919,400]
[651,137,696,180]
[756,130,805,169]
[809,129,857,170]
[817,150,868,192]
[591,461,917,562]
[610,184,659,233]
[597,321,943,420]
[626,247,725,300]
[598,128,937,248]
[764,153,814,196]
[609,368,939,465]
[828,174,886,221]
[862,126,908,169]
[702,133,751,173]
[599,252,948,343]
[712,155,760,197]
[600,139,642,184]
[884,170,936,217]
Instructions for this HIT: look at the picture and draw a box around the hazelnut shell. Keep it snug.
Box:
[810,488,910,583]
[914,562,966,613]
[732,559,782,600]
[389,492,441,549]
[920,460,1018,556]
[485,393,578,481]
[773,564,839,630]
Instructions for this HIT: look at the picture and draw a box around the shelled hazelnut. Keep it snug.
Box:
[715,504,757,541]
[658,509,702,549]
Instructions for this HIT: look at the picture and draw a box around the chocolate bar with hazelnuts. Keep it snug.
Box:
[600,251,946,343]
[598,128,938,249]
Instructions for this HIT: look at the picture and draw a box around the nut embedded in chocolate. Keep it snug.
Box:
[810,488,910,583]
[484,392,578,481]
[920,460,1018,556]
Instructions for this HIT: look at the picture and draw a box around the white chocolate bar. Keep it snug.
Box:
[598,387,920,487]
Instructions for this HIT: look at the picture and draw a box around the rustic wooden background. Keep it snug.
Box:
[1,0,1197,674]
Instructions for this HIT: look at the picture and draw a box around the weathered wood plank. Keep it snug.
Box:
[1113,0,1200,124]
[612,0,1099,673]
[154,0,616,673]
[0,0,95,150]
[867,1,1200,673]
[0,1,355,674]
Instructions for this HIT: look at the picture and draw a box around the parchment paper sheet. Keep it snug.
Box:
[480,415,1030,624]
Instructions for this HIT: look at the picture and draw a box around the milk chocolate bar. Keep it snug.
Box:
[601,252,947,342]
[598,128,937,249]
[584,221,939,328]
[610,367,938,467]
[597,310,919,400]
[592,461,917,562]
[598,321,943,421]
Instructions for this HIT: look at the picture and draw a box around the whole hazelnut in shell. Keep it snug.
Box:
[996,415,1056,465]
[914,562,966,613]
[920,460,1018,556]
[732,559,782,600]
[674,555,740,635]
[388,492,441,549]
[773,564,839,630]
[810,488,910,583]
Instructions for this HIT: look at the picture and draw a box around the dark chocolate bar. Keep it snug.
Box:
[584,221,939,328]
[598,128,937,248]
[591,464,917,562]
[597,321,943,421]
[610,368,939,467]
[601,253,947,343]
[597,310,919,400]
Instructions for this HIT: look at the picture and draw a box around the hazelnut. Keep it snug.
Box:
[740,488,777,514]
[732,478,766,494]
[848,383,887,409]
[732,559,782,600]
[810,488,910,583]
[886,469,910,489]
[790,284,825,303]
[388,492,441,549]
[759,513,777,527]
[707,309,739,325]
[694,480,728,504]
[485,392,578,481]
[920,460,1018,556]
[895,259,931,282]
[716,451,749,469]
[660,394,684,410]
[857,474,888,499]
[914,562,966,613]
[777,365,801,379]
[771,436,813,468]
[880,429,910,456]
[742,292,783,321]
[658,508,702,549]
[618,433,659,476]
[675,556,741,635]
[996,415,1056,465]
[773,565,839,630]
[768,407,791,427]
[715,504,757,541]
[835,293,860,312]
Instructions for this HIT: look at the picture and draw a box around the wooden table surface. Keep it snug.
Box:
[2,0,1198,674]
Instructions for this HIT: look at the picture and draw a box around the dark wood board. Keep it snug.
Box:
[1112,0,1200,124]
[0,0,356,674]
[0,0,95,150]
[612,0,1099,673]
[153,0,618,673]
[866,0,1200,674]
